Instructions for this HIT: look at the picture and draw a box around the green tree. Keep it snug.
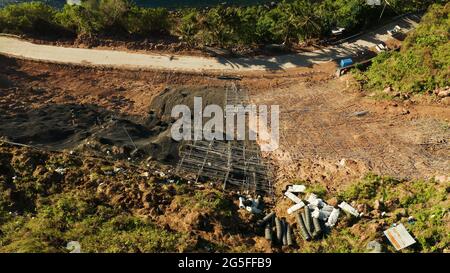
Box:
[56,4,98,35]
[178,9,200,45]
[125,7,170,36]
[357,3,450,95]
[0,2,57,34]
[234,6,262,45]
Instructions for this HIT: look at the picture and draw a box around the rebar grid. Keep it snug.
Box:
[176,82,273,196]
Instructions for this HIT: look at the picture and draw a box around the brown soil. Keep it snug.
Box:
[1,55,448,191]
[0,55,234,164]
[0,142,273,253]
[0,55,227,116]
[0,54,448,253]
[249,75,450,197]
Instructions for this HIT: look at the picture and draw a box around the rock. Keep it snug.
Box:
[400,108,410,115]
[383,86,392,94]
[441,97,450,106]
[437,90,449,98]
[374,199,384,211]
[434,175,449,184]
[366,240,383,253]
[66,241,81,253]
[433,86,450,98]
[357,203,371,214]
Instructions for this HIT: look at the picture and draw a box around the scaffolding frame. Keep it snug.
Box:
[176,82,273,196]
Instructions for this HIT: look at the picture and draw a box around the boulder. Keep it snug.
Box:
[441,97,450,106]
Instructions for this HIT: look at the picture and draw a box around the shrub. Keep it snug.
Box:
[125,7,170,36]
[94,0,130,33]
[0,0,444,49]
[56,4,98,35]
[0,192,190,253]
[56,1,171,37]
[357,3,449,95]
[339,174,399,201]
[0,2,57,35]
[178,9,200,45]
[60,0,132,35]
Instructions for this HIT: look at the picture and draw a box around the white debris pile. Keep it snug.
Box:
[238,195,263,214]
[338,201,360,217]
[253,184,365,246]
[282,184,361,240]
[255,183,419,251]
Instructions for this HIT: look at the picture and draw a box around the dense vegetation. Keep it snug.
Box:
[0,144,239,252]
[355,3,449,96]
[0,0,444,48]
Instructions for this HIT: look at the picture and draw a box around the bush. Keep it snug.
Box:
[56,4,98,35]
[178,9,200,45]
[0,0,443,49]
[94,0,130,33]
[0,2,57,35]
[357,3,449,95]
[0,192,190,253]
[56,0,171,37]
[125,7,170,36]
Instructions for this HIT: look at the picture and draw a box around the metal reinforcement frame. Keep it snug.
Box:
[176,82,273,196]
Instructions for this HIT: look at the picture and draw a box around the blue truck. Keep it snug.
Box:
[340,58,354,68]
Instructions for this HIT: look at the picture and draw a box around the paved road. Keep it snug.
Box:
[0,14,421,73]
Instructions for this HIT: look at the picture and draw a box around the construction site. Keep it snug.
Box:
[0,2,448,254]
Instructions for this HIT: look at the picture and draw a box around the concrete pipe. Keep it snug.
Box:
[275,217,283,243]
[258,211,275,227]
[295,212,311,241]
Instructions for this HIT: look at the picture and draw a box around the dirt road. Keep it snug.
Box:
[0,15,420,73]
